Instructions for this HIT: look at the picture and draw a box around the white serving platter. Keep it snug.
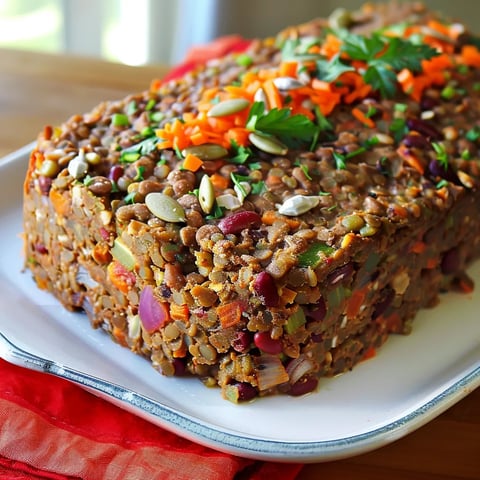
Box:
[0,144,479,462]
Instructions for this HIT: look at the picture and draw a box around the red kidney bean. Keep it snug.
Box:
[288,375,318,396]
[231,330,252,353]
[420,96,439,111]
[253,331,283,354]
[38,176,52,195]
[108,165,124,183]
[406,118,442,140]
[234,382,258,401]
[253,271,279,307]
[217,210,262,235]
[441,248,460,274]
[172,358,186,376]
[402,134,431,150]
[34,243,48,254]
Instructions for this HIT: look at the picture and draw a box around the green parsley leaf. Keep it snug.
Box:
[436,179,449,189]
[251,181,266,195]
[432,142,449,169]
[333,151,347,169]
[229,140,252,164]
[120,136,158,163]
[466,126,480,142]
[315,54,354,82]
[206,203,224,220]
[246,101,319,147]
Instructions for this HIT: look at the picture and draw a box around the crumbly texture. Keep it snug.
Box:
[23,3,480,401]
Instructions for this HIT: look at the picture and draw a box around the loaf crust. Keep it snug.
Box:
[23,3,480,401]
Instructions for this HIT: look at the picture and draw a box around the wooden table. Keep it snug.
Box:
[0,48,479,479]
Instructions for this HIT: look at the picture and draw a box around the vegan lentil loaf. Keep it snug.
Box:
[23,2,480,402]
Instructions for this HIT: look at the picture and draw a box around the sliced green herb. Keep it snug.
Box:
[466,126,480,142]
[461,149,472,160]
[145,99,156,111]
[126,100,138,115]
[229,140,252,164]
[300,164,312,180]
[206,203,224,220]
[432,142,449,169]
[250,180,266,195]
[120,136,158,163]
[248,162,262,170]
[285,308,306,334]
[236,53,253,67]
[389,117,409,142]
[333,151,347,169]
[134,165,146,181]
[436,179,449,189]
[246,101,320,147]
[123,191,137,204]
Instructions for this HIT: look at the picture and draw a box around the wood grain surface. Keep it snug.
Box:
[0,48,478,479]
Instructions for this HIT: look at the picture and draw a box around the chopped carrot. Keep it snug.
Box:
[182,153,204,172]
[107,261,136,294]
[217,300,244,329]
[170,303,190,322]
[362,346,376,361]
[345,287,367,319]
[461,45,480,68]
[426,257,439,269]
[210,173,230,192]
[279,61,298,78]
[49,189,70,216]
[112,326,128,347]
[225,127,250,147]
[396,145,425,175]
[410,241,427,254]
[261,210,300,230]
[262,78,283,110]
[352,107,375,128]
[280,287,297,305]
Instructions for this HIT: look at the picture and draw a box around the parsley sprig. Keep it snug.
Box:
[246,101,320,147]
[318,32,440,98]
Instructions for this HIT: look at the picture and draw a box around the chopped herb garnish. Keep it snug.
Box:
[389,117,409,142]
[337,32,439,97]
[333,151,347,169]
[436,179,449,189]
[394,103,408,113]
[206,203,224,220]
[300,164,312,180]
[466,126,480,142]
[251,180,266,195]
[123,192,137,204]
[315,54,355,82]
[441,85,456,100]
[149,111,165,124]
[229,140,252,164]
[145,99,156,111]
[83,175,94,186]
[246,101,320,147]
[120,136,158,163]
[461,149,472,160]
[134,165,146,181]
[248,162,262,170]
[432,142,449,169]
[363,136,380,149]
[474,82,480,92]
[365,106,378,118]
[230,172,249,198]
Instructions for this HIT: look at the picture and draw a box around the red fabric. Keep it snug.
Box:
[0,359,303,480]
[0,36,304,480]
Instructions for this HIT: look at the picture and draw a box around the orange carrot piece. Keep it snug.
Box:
[170,303,190,322]
[182,153,204,172]
[225,127,250,147]
[279,61,298,77]
[107,261,136,294]
[49,189,70,216]
[346,287,367,319]
[410,241,427,254]
[210,173,230,191]
[461,45,480,68]
[362,346,376,361]
[217,300,244,329]
[396,145,425,174]
[352,107,375,128]
[263,79,283,110]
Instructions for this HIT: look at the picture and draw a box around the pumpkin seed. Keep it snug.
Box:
[249,132,288,156]
[182,143,228,160]
[145,192,186,223]
[273,76,304,91]
[277,195,320,216]
[198,174,215,214]
[207,98,250,117]
[254,87,268,106]
[234,181,251,204]
[328,7,353,29]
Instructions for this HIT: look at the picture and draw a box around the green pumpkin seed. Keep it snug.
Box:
[145,192,186,223]
[198,174,215,214]
[207,98,250,117]
[277,195,320,216]
[328,7,353,29]
[249,132,288,156]
[182,143,228,160]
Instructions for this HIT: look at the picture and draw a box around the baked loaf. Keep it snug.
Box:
[23,3,480,401]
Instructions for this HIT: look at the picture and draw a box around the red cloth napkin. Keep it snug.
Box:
[0,359,303,480]
[0,37,304,480]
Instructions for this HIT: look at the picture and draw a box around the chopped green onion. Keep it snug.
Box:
[298,242,335,268]
[112,113,129,127]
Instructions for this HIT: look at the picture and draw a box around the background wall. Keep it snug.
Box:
[0,0,478,66]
